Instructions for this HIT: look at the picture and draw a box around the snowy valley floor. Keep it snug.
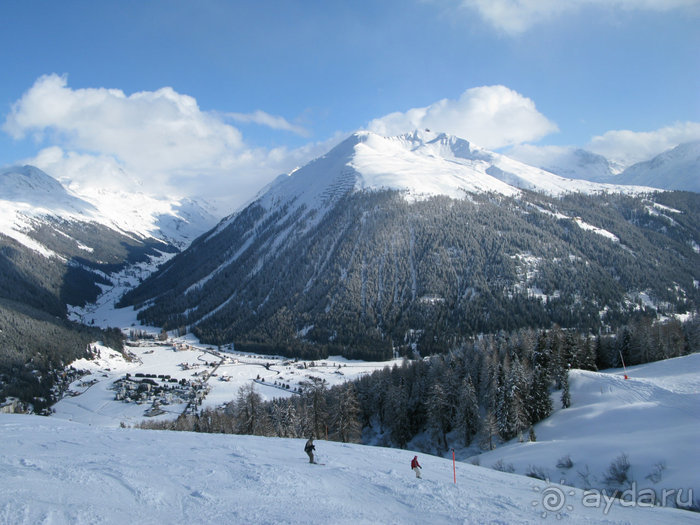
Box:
[1,413,698,525]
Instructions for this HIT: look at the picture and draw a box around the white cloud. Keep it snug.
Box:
[226,110,309,137]
[3,74,244,175]
[3,74,327,213]
[507,121,700,174]
[366,85,558,149]
[456,0,699,35]
[508,143,577,168]
[587,121,700,166]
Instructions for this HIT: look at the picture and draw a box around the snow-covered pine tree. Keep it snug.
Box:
[303,377,329,439]
[480,409,499,451]
[234,383,269,435]
[509,355,530,441]
[528,363,552,424]
[426,382,451,452]
[332,383,361,443]
[384,380,411,448]
[454,376,479,446]
[561,369,571,409]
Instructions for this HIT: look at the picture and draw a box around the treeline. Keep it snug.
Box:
[141,317,698,454]
[351,317,697,453]
[139,378,362,445]
[0,298,124,411]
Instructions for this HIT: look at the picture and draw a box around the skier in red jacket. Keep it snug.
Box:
[411,455,422,478]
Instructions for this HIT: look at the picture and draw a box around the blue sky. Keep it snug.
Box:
[1,0,698,210]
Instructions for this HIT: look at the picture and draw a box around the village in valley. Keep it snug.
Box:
[49,334,397,427]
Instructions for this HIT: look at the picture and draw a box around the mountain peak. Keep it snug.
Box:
[250,130,656,231]
[1,165,67,198]
[0,164,95,213]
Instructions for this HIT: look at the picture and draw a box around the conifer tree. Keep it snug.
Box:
[561,369,571,409]
[333,384,361,443]
[455,376,479,446]
[426,382,451,451]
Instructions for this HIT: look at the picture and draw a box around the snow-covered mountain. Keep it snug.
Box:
[122,130,700,356]
[613,141,700,193]
[0,165,218,254]
[1,412,696,524]
[0,165,219,390]
[234,130,650,217]
[511,141,700,193]
[0,164,97,214]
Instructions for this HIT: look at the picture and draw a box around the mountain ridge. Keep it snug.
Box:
[513,141,699,193]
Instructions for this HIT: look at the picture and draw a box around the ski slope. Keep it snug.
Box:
[475,353,700,510]
[1,413,696,524]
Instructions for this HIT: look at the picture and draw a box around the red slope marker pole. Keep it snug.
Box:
[452,449,456,484]
[619,351,629,380]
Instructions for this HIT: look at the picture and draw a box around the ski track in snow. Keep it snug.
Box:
[2,414,697,524]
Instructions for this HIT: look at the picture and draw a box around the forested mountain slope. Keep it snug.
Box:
[121,132,700,359]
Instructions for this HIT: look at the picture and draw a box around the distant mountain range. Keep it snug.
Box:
[519,140,700,193]
[120,131,700,359]
[611,141,700,192]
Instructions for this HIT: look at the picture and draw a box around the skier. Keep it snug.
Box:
[305,436,316,464]
[411,455,422,478]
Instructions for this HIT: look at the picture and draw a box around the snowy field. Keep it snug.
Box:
[1,413,697,525]
[475,353,700,511]
[52,341,399,428]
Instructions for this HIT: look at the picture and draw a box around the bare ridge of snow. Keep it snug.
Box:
[510,147,623,182]
[0,165,97,214]
[511,141,700,193]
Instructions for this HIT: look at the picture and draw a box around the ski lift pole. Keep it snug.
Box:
[619,351,629,380]
[452,449,456,484]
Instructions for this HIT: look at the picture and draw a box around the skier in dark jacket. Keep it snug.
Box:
[305,437,316,464]
[411,455,422,478]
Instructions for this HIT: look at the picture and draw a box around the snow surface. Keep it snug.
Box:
[51,339,400,429]
[50,282,700,523]
[475,353,700,511]
[509,146,623,183]
[2,413,697,524]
